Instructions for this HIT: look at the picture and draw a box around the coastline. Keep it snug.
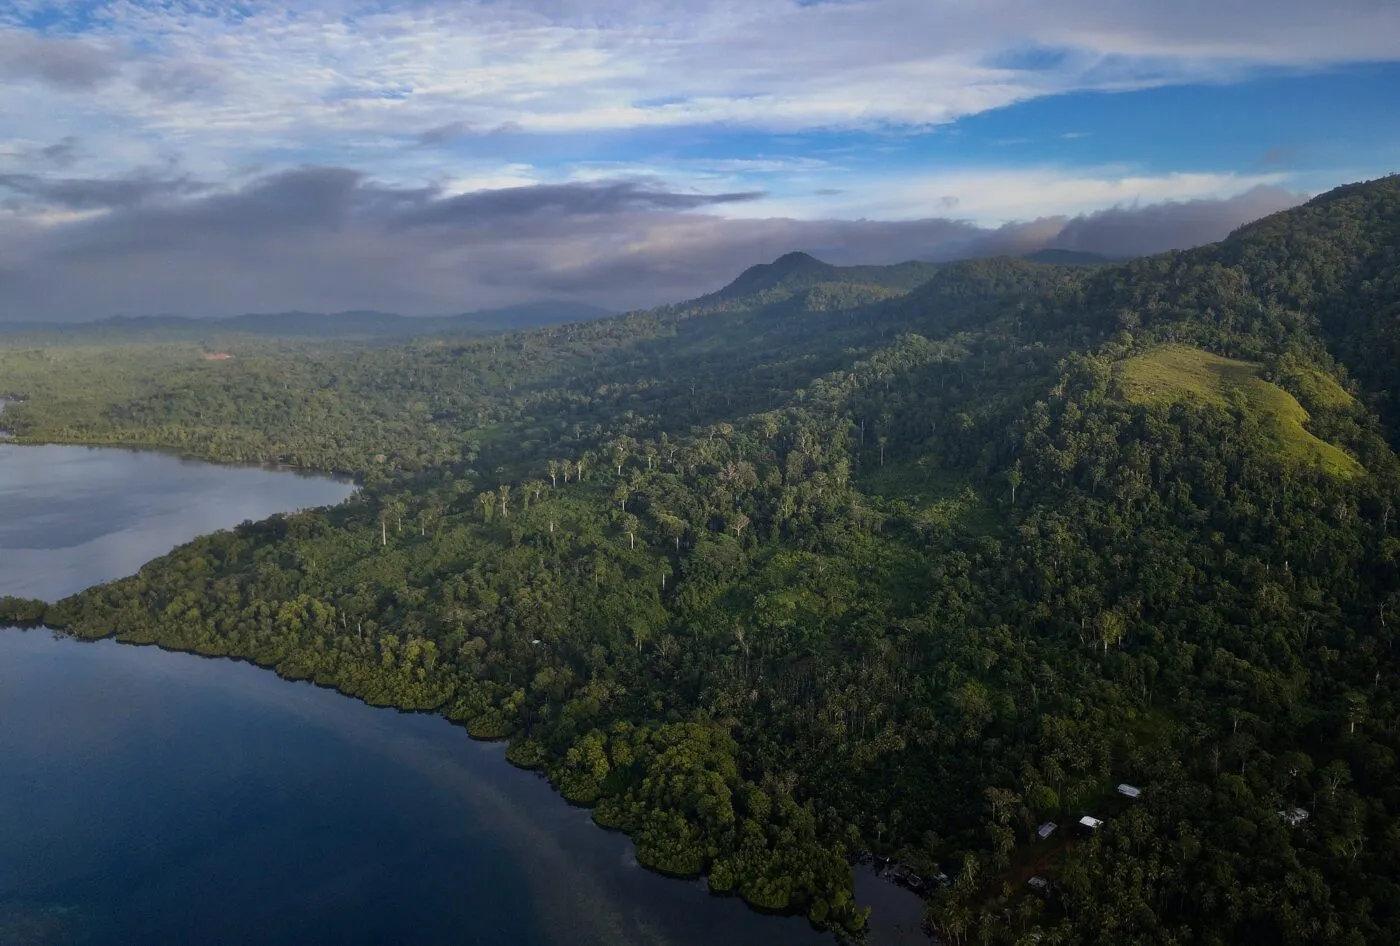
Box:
[1,436,931,945]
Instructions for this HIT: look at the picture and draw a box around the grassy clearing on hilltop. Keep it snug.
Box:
[1119,344,1362,478]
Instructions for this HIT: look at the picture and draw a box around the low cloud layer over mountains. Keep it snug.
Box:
[0,168,1303,321]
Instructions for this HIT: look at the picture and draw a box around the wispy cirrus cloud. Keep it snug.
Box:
[794,168,1292,223]
[2,1,1398,174]
[0,0,1390,319]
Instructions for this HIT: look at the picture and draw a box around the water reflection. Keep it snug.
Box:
[0,444,928,945]
[0,444,354,601]
[0,631,836,946]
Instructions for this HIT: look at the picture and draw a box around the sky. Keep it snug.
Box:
[0,0,1398,320]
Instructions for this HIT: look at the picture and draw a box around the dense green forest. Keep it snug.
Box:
[0,299,613,344]
[6,175,1400,944]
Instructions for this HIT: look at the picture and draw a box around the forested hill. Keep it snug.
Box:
[662,252,946,318]
[0,299,614,344]
[717,252,944,300]
[6,174,1400,944]
[1018,248,1119,266]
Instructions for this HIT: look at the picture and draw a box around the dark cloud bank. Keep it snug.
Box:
[0,167,1304,321]
[0,31,122,91]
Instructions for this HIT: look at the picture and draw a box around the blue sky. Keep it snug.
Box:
[414,63,1400,220]
[0,0,1398,317]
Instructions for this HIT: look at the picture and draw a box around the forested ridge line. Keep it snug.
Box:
[4,175,1400,944]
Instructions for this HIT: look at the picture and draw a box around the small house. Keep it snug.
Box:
[1028,876,1050,894]
[1037,821,1057,840]
[1278,807,1309,827]
[1075,815,1104,838]
[1117,783,1142,800]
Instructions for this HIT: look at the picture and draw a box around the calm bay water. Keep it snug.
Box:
[0,443,356,602]
[0,444,925,946]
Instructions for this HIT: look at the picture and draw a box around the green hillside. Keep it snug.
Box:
[1119,344,1362,477]
[6,174,1400,945]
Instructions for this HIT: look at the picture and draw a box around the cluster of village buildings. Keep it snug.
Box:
[1023,785,1310,895]
[868,780,1312,906]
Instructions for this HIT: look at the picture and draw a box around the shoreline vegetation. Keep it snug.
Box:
[3,604,881,938]
[3,177,1400,943]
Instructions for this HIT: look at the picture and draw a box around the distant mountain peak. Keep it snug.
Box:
[717,251,837,299]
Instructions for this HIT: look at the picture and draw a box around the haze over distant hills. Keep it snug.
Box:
[2,0,1389,321]
[0,301,614,341]
[0,250,1113,342]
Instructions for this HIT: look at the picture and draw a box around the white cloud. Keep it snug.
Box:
[0,0,1388,318]
[0,166,1307,320]
[721,166,1292,225]
[0,0,1396,181]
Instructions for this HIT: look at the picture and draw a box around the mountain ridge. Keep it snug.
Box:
[5,173,1400,945]
[0,300,615,341]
